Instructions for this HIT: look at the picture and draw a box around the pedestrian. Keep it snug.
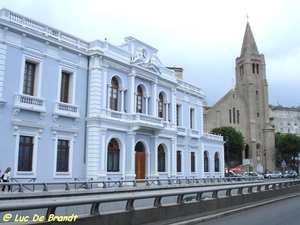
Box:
[2,167,11,192]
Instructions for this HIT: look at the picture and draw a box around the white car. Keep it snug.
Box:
[243,172,264,180]
[264,171,282,178]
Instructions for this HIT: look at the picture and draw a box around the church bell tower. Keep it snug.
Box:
[235,22,275,172]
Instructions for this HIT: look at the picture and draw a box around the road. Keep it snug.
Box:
[194,194,300,225]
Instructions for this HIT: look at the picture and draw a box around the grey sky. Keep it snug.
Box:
[1,0,299,106]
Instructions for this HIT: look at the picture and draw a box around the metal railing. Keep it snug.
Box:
[4,176,265,193]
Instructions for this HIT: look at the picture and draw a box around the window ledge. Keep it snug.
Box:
[53,101,80,124]
[14,93,46,119]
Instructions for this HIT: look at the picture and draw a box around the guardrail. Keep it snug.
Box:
[0,180,299,225]
[6,176,263,193]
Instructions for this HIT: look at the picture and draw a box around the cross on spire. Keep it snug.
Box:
[245,14,250,22]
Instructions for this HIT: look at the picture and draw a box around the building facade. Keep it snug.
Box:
[269,105,300,135]
[204,22,275,173]
[0,8,224,182]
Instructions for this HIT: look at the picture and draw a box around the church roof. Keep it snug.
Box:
[240,22,259,56]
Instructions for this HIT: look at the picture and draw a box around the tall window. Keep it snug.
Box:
[237,110,240,124]
[110,77,119,111]
[214,153,220,172]
[176,151,181,172]
[23,62,36,95]
[158,144,165,172]
[18,136,33,171]
[204,151,209,172]
[136,85,143,113]
[176,105,182,126]
[229,109,232,123]
[57,140,69,172]
[190,108,195,129]
[191,152,195,172]
[233,107,236,123]
[158,93,163,118]
[107,138,120,172]
[60,72,70,103]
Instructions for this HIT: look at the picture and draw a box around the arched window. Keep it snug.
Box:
[256,64,259,74]
[136,85,143,113]
[158,93,163,118]
[107,138,120,172]
[204,151,209,172]
[110,77,119,111]
[252,63,255,73]
[214,153,219,172]
[158,144,165,172]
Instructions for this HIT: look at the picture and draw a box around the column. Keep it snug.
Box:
[150,135,159,178]
[125,131,136,180]
[151,81,157,116]
[128,68,136,113]
[170,138,176,178]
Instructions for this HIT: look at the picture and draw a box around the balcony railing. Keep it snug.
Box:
[202,133,224,141]
[14,93,46,118]
[0,9,89,50]
[53,102,80,123]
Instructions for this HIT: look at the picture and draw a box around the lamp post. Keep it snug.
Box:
[264,149,267,173]
[226,136,230,169]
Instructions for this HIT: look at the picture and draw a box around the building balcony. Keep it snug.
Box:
[14,93,46,119]
[53,102,80,124]
[98,109,164,131]
[202,133,224,141]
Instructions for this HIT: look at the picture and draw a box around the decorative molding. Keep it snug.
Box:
[23,51,44,60]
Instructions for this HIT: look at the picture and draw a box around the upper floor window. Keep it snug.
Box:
[190,108,195,129]
[23,62,36,96]
[136,85,143,113]
[158,93,163,118]
[176,104,182,126]
[60,72,70,103]
[110,77,119,111]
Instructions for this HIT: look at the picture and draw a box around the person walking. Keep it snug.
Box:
[2,167,11,192]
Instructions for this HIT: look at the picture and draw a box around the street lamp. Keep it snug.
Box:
[264,149,267,173]
[226,136,230,169]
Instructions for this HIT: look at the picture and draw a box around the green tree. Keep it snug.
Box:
[211,126,244,167]
[275,132,300,169]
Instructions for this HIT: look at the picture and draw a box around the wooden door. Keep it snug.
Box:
[135,152,146,180]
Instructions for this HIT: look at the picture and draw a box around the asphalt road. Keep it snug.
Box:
[194,194,300,225]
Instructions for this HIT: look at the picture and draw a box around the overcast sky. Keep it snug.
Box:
[1,0,299,107]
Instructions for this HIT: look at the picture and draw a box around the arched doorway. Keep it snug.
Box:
[135,142,146,180]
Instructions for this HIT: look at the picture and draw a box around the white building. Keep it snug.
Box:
[0,8,224,182]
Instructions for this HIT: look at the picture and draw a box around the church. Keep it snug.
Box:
[204,22,275,173]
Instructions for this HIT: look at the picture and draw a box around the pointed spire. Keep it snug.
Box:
[240,22,259,56]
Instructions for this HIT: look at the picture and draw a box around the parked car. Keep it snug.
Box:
[286,170,298,179]
[264,171,282,178]
[242,172,264,180]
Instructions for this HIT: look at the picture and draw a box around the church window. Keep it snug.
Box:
[233,94,235,98]
[256,64,259,74]
[233,108,236,123]
[237,110,240,124]
[252,63,255,73]
[257,112,259,117]
[229,109,232,123]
